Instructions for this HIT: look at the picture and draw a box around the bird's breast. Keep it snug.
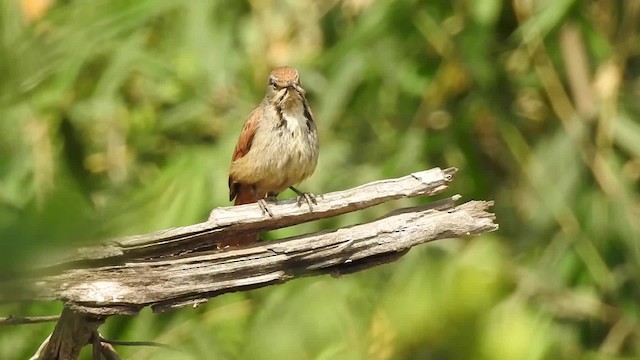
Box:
[269,104,318,182]
[231,102,318,194]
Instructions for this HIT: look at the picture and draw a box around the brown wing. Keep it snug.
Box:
[229,106,262,201]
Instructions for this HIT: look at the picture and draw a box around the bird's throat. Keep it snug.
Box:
[277,99,308,134]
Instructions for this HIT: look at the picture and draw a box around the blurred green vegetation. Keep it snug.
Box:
[1,0,640,359]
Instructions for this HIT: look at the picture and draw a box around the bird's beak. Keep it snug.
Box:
[288,83,304,95]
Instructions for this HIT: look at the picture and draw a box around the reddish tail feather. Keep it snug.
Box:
[219,184,263,249]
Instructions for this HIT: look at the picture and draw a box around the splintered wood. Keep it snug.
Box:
[2,167,497,316]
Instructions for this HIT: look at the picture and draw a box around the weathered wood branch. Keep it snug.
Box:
[44,167,457,268]
[30,308,104,360]
[7,198,496,316]
[1,167,498,360]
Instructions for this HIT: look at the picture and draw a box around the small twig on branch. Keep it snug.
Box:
[97,341,120,360]
[98,334,176,350]
[0,315,60,326]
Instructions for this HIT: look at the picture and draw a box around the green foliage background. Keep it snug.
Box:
[1,0,640,359]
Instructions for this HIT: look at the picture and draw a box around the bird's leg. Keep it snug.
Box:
[289,186,316,211]
[265,192,279,203]
[256,200,272,217]
[253,186,274,217]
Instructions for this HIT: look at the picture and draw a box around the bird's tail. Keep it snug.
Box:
[233,184,263,205]
[219,184,263,249]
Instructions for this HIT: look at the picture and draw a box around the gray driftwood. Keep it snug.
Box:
[44,166,459,266]
[1,167,498,360]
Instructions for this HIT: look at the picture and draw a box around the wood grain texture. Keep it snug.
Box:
[36,308,104,360]
[7,197,497,316]
[39,167,458,269]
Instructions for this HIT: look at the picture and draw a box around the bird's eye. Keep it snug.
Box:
[268,78,277,89]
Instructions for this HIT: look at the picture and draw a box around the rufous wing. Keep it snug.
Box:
[229,106,262,202]
[222,107,264,249]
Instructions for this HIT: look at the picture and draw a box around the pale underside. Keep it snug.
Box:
[229,90,318,195]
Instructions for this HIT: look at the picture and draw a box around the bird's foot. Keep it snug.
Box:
[289,186,316,211]
[257,194,278,217]
[257,199,273,217]
[297,192,316,211]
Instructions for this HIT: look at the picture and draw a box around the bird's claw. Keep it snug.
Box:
[257,199,274,217]
[296,192,317,211]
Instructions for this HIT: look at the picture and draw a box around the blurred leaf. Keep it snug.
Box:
[470,0,503,26]
[518,0,579,42]
[614,113,640,159]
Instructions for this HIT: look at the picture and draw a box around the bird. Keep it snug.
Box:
[224,66,319,247]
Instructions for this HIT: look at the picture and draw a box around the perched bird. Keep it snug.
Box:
[224,66,319,247]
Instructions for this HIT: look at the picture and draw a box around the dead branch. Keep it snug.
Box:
[7,198,496,316]
[43,167,457,268]
[36,308,104,360]
[2,167,497,360]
